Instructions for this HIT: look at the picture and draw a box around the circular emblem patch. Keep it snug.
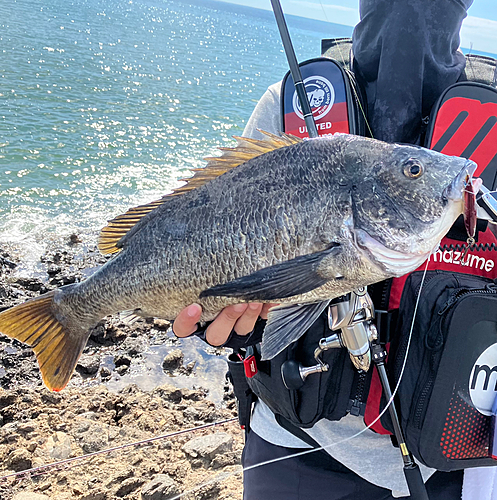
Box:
[292,76,335,121]
[469,342,497,416]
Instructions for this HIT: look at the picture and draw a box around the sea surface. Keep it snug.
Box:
[0,0,352,263]
[0,0,352,394]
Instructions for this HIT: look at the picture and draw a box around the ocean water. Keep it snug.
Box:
[0,0,351,260]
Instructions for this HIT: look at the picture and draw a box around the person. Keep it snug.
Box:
[173,0,477,498]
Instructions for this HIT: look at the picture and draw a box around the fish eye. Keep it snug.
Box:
[403,159,424,179]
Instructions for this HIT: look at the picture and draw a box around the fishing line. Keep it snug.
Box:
[169,259,433,500]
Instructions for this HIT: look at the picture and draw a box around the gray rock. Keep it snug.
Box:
[77,354,101,375]
[44,431,73,460]
[140,474,180,500]
[182,433,233,461]
[13,493,50,500]
[162,349,184,372]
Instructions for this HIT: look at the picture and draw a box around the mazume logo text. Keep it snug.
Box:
[432,248,495,273]
[469,343,497,416]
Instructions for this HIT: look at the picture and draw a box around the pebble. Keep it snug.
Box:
[182,432,233,461]
[6,448,33,471]
[141,474,180,500]
[162,349,184,372]
[77,354,101,375]
[115,477,146,497]
[114,353,131,367]
[44,431,73,460]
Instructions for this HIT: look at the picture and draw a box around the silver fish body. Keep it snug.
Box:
[0,133,475,390]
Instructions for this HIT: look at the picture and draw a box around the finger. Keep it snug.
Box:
[205,303,249,346]
[233,303,263,336]
[260,303,279,320]
[172,303,202,338]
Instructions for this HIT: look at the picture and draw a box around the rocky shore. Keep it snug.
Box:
[0,237,244,500]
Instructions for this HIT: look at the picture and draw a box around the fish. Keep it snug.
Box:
[0,132,476,391]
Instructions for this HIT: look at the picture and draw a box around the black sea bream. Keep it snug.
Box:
[0,133,476,390]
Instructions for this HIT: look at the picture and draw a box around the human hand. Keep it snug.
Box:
[172,302,276,347]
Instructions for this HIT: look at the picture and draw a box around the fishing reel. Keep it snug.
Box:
[281,288,377,390]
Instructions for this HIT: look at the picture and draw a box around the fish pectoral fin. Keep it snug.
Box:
[0,292,88,392]
[199,244,341,301]
[261,301,331,360]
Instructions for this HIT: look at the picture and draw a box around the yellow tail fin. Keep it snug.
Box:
[0,292,87,391]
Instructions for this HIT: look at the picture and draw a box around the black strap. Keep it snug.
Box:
[226,352,256,431]
[275,414,322,449]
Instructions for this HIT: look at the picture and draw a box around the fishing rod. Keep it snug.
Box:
[270,0,318,138]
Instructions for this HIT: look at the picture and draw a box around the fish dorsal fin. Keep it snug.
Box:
[98,199,165,255]
[172,130,302,197]
[97,131,302,255]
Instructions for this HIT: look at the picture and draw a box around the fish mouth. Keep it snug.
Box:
[355,229,431,276]
[444,160,478,202]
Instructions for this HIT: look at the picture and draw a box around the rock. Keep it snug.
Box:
[141,474,180,500]
[153,318,170,330]
[69,233,82,244]
[14,277,43,292]
[47,264,61,276]
[77,354,101,375]
[182,433,233,461]
[152,385,183,404]
[115,364,129,376]
[122,337,147,356]
[6,448,33,471]
[99,366,112,380]
[162,349,184,372]
[210,450,242,469]
[115,477,146,497]
[114,353,132,367]
[13,493,50,500]
[44,431,73,460]
[196,482,221,500]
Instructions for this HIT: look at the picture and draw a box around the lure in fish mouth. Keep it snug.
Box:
[0,132,480,389]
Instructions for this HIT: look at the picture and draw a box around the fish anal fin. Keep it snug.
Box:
[199,244,341,301]
[0,292,88,391]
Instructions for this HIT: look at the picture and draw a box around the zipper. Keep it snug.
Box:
[348,370,367,416]
[412,350,440,428]
[438,284,497,316]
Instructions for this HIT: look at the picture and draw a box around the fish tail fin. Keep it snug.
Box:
[0,291,88,392]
